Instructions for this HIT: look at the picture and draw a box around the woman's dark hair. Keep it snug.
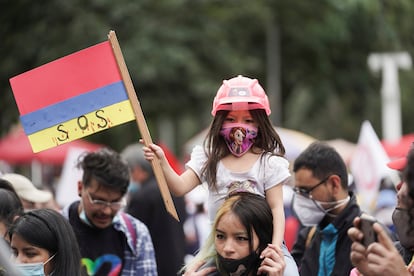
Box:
[9,209,82,276]
[212,192,273,275]
[182,192,273,275]
[0,179,19,196]
[0,188,23,237]
[203,109,285,190]
[403,147,414,233]
[215,192,273,254]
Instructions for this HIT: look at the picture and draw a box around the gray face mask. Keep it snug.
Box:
[392,208,414,250]
[292,193,350,226]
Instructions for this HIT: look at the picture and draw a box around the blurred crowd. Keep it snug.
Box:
[0,140,412,275]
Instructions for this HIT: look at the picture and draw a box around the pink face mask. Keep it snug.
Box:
[220,123,258,157]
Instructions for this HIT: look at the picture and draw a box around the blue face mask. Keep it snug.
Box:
[16,254,55,276]
[16,262,46,276]
[79,209,93,227]
[79,196,93,227]
[127,181,140,193]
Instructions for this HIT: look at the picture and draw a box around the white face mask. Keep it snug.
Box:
[292,193,350,226]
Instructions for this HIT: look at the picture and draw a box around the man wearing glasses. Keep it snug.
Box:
[290,141,362,276]
[62,148,157,275]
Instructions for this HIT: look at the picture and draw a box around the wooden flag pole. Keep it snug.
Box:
[108,30,179,221]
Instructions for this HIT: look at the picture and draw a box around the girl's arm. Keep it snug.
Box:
[266,184,285,247]
[143,143,200,196]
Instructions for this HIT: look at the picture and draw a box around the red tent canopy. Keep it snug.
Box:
[159,142,183,174]
[382,134,414,159]
[0,125,103,165]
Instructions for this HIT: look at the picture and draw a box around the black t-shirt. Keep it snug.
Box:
[68,202,126,276]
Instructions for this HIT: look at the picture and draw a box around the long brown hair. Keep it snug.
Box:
[202,109,285,191]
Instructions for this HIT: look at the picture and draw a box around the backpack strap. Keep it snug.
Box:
[121,212,137,249]
[305,226,317,248]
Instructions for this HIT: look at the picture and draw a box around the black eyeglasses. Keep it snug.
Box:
[293,175,331,199]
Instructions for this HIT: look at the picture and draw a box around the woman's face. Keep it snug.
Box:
[11,233,53,275]
[215,211,259,260]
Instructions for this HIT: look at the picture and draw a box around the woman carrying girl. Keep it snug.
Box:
[143,75,298,275]
[184,192,285,275]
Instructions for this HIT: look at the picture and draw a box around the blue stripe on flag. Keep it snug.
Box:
[20,81,128,135]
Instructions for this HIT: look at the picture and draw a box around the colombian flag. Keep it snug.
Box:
[9,41,135,152]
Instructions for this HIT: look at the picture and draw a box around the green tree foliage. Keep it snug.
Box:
[1,0,413,156]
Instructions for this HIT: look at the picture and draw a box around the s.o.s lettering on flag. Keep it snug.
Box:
[39,104,133,147]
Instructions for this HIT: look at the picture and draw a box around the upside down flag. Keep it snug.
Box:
[9,41,135,152]
[10,31,180,221]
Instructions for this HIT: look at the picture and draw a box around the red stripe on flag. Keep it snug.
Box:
[10,41,122,115]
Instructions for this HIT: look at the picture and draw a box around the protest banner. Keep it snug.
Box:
[10,39,134,152]
[9,30,179,220]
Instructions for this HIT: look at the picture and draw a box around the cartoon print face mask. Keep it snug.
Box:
[220,123,258,157]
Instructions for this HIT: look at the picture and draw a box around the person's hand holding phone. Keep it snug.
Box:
[348,215,409,276]
[359,213,378,247]
[348,216,371,274]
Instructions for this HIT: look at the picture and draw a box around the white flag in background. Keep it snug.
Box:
[350,120,398,213]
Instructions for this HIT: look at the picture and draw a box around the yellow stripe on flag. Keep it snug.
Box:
[28,100,135,152]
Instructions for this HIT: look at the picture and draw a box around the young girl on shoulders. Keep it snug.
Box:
[143,75,295,273]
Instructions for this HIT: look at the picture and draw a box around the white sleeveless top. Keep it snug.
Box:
[186,145,291,221]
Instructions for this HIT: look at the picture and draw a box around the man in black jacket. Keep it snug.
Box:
[122,143,188,276]
[291,142,362,276]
